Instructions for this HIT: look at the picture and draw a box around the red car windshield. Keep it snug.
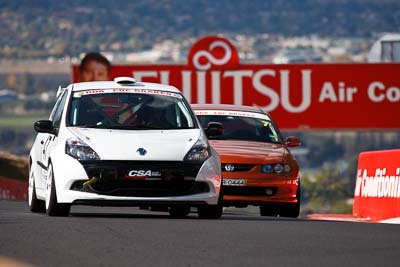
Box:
[197,114,282,143]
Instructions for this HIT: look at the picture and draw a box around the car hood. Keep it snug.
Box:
[68,127,200,161]
[209,140,285,164]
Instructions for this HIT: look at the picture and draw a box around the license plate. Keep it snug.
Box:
[223,178,246,186]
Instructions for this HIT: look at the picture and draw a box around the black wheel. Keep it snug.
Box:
[169,206,191,218]
[260,203,300,218]
[28,168,45,213]
[150,206,169,212]
[259,185,300,218]
[280,185,301,218]
[259,204,280,217]
[279,203,300,218]
[198,187,223,219]
[46,164,70,217]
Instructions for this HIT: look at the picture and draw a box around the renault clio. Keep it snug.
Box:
[29,77,223,218]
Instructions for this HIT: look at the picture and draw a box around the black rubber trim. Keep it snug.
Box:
[70,180,210,198]
[37,161,48,171]
[72,199,208,207]
[222,164,255,172]
[224,186,277,196]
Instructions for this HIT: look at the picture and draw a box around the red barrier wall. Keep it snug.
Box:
[0,177,28,201]
[353,149,400,221]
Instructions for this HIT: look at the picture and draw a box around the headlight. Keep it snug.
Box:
[261,163,291,174]
[65,138,100,161]
[184,133,210,162]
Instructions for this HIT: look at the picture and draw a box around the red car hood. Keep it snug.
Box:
[209,140,285,164]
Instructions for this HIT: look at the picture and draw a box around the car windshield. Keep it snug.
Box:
[197,114,281,143]
[68,90,196,130]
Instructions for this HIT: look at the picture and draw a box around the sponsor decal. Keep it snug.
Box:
[74,88,182,99]
[125,170,162,179]
[187,35,240,71]
[194,110,270,120]
[72,35,400,129]
[354,168,400,198]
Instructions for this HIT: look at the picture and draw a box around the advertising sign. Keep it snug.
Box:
[73,35,400,130]
[0,177,28,201]
[353,149,400,221]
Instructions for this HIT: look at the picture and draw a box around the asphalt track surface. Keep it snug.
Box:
[1,201,399,267]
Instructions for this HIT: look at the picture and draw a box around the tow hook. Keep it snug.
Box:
[83,176,98,187]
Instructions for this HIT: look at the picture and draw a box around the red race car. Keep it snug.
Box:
[193,104,302,217]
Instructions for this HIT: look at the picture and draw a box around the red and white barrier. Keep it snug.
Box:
[0,177,28,201]
[308,149,400,224]
[353,149,400,222]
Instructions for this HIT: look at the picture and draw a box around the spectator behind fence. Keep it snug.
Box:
[79,52,111,82]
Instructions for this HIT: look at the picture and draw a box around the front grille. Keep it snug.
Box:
[222,164,255,172]
[80,160,203,181]
[71,180,209,197]
[224,186,277,196]
[73,161,207,197]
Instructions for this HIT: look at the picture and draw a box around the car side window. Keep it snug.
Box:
[264,123,279,143]
[49,92,64,121]
[50,90,68,128]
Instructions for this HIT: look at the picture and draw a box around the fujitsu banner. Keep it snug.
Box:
[72,35,400,130]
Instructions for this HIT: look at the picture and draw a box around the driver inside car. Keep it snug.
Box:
[136,106,171,128]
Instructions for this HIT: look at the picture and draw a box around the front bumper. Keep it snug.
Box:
[51,153,221,206]
[221,172,299,206]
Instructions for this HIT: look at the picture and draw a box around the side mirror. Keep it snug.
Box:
[34,120,56,134]
[285,136,301,147]
[205,122,224,137]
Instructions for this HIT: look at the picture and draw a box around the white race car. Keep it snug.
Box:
[29,77,223,218]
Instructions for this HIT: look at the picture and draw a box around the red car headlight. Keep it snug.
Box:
[261,164,291,174]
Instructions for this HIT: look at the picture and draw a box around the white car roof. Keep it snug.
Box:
[70,79,181,94]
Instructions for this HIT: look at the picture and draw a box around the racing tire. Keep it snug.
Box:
[46,164,71,217]
[260,203,300,218]
[198,187,223,219]
[279,203,300,218]
[28,168,45,213]
[259,205,280,217]
[169,206,191,218]
[280,186,301,218]
[259,185,301,218]
[150,206,169,212]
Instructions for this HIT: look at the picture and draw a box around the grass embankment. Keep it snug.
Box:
[0,151,29,182]
[0,114,48,129]
[0,115,37,181]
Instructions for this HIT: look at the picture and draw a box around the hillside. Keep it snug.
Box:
[0,151,28,182]
[1,0,399,59]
